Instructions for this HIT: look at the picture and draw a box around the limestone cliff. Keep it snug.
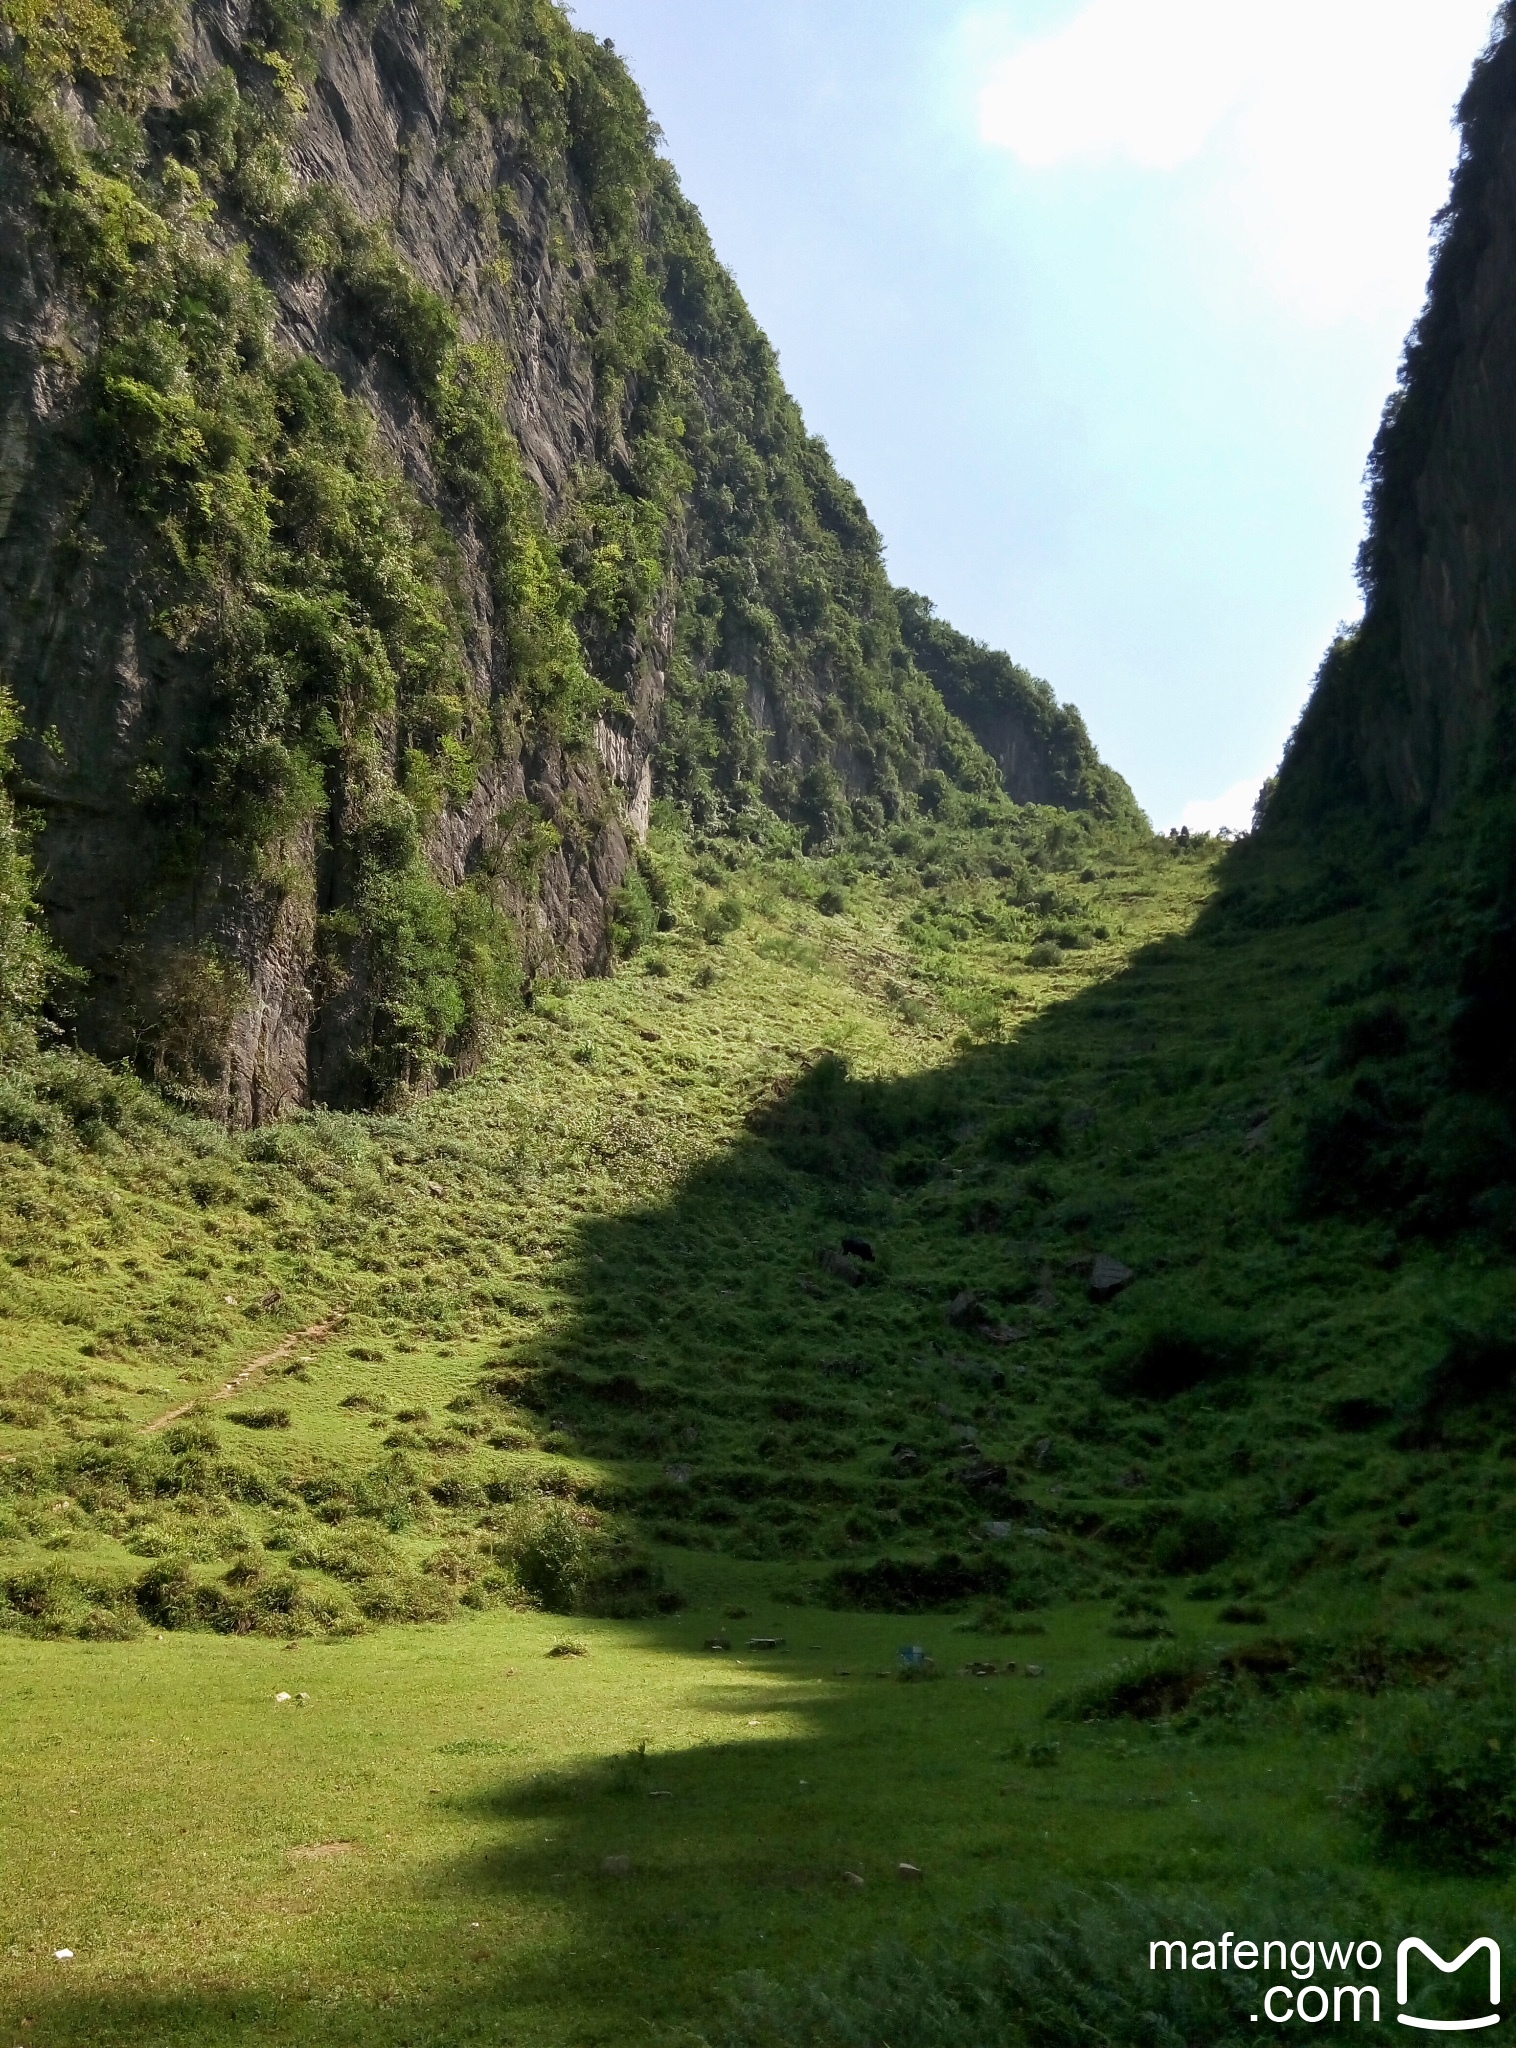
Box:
[0,0,1130,1121]
[1275,8,1516,827]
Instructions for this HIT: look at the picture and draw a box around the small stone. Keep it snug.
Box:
[1024,1663,1046,1678]
[984,1323,1024,1346]
[819,1247,865,1286]
[547,1642,587,1658]
[957,1457,1010,1492]
[427,1181,445,1199]
[898,1862,923,1880]
[664,1462,692,1485]
[1089,1254,1134,1303]
[842,1870,866,1886]
[54,1949,74,1960]
[260,1287,284,1310]
[601,1854,631,1878]
[840,1236,876,1262]
[274,1691,292,1703]
[983,1520,1013,1541]
[746,1637,786,1651]
[947,1290,981,1327]
[704,1636,730,1652]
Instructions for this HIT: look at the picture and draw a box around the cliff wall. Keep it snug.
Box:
[1276,7,1516,828]
[0,0,1131,1121]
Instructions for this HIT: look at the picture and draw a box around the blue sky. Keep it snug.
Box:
[567,0,1498,828]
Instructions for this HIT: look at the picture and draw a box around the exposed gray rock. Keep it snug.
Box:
[1089,1255,1134,1303]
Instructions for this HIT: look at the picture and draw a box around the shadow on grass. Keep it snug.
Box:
[17,832,1472,2048]
[7,1619,1417,2048]
[501,833,1379,1595]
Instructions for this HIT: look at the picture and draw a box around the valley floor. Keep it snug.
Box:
[4,805,1515,2041]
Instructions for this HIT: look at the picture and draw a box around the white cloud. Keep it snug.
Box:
[1176,774,1264,836]
[976,0,1499,321]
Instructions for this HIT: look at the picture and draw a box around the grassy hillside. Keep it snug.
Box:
[5,786,1516,2038]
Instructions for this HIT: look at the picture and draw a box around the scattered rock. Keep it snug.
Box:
[959,1661,1006,1678]
[638,1027,662,1042]
[956,1457,1010,1493]
[1024,1663,1046,1678]
[704,1636,731,1651]
[547,1642,588,1659]
[647,1789,673,1799]
[898,1862,923,1881]
[842,1870,866,1887]
[1089,1254,1134,1303]
[819,1248,865,1286]
[274,1691,292,1703]
[983,1520,1014,1541]
[427,1181,445,1199]
[889,1443,921,1470]
[841,1236,876,1262]
[54,1948,74,1960]
[984,1322,1025,1346]
[946,1290,981,1327]
[601,1854,631,1878]
[259,1287,284,1311]
[664,1462,692,1486]
[747,1637,787,1651]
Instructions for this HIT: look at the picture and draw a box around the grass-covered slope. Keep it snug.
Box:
[5,782,1516,1640]
[6,798,1516,2042]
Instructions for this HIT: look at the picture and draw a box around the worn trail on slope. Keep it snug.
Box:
[141,1317,345,1433]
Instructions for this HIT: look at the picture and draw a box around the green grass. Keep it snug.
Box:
[6,795,1516,2039]
[1,1588,1503,2046]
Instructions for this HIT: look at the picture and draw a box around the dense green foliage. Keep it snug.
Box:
[896,589,1139,821]
[0,688,68,1056]
[0,0,1123,1100]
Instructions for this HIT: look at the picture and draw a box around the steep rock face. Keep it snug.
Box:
[0,0,1131,1122]
[896,589,1137,819]
[0,0,661,1120]
[1277,10,1516,826]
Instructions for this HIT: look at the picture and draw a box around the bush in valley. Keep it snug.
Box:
[1102,1319,1254,1402]
[1353,1664,1516,1873]
[486,1494,671,1615]
[821,1549,1076,1613]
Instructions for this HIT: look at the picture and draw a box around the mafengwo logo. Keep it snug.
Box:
[1397,1940,1500,2033]
[1147,1932,1501,2028]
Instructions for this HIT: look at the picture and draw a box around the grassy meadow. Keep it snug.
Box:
[5,796,1516,2041]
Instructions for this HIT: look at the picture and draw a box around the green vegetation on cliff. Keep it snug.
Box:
[0,0,1129,1110]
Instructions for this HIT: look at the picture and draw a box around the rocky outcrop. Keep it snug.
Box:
[0,0,669,1119]
[1275,11,1516,827]
[0,0,1133,1121]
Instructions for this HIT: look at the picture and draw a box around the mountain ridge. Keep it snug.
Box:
[0,0,1133,1125]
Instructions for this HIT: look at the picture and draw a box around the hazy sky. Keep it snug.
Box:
[567,0,1498,828]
